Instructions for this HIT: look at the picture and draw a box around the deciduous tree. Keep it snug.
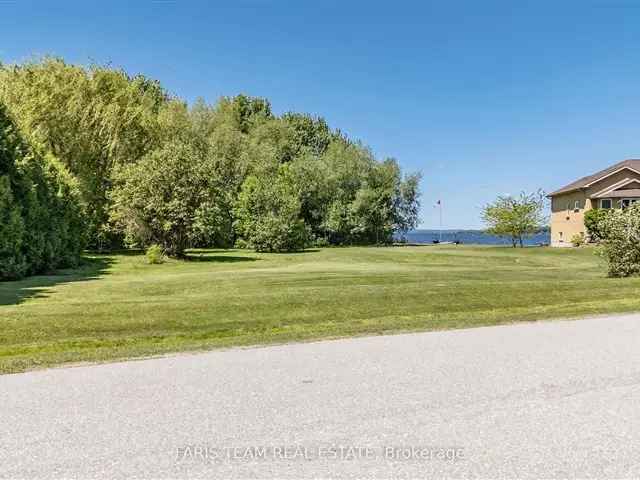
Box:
[482,191,547,247]
[234,165,308,252]
[110,140,222,257]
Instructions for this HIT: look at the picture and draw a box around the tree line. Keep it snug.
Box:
[0,57,420,278]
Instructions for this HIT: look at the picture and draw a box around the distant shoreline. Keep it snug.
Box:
[400,229,550,246]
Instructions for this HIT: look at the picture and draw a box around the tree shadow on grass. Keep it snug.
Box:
[86,248,143,256]
[183,254,259,263]
[281,249,320,254]
[0,256,114,307]
[183,249,321,261]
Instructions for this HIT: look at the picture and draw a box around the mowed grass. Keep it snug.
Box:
[2,245,640,374]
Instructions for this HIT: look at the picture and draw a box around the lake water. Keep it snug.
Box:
[400,230,550,246]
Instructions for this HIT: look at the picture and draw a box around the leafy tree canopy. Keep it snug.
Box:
[0,57,168,249]
[597,204,640,277]
[482,191,547,247]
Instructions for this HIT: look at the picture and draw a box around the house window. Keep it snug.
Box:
[620,199,637,209]
[574,200,580,211]
[600,199,612,209]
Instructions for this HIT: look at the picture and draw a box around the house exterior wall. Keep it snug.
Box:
[550,191,591,247]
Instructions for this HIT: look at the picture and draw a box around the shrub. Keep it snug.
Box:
[314,237,330,248]
[233,238,250,249]
[584,208,610,242]
[242,212,308,253]
[598,204,640,277]
[145,244,165,264]
[571,232,585,247]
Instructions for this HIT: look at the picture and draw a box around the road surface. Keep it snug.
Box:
[2,314,640,478]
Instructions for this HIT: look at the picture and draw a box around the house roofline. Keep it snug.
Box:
[589,177,639,198]
[547,187,585,198]
[583,166,640,188]
[548,160,640,197]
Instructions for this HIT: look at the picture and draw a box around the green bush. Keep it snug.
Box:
[0,103,86,280]
[145,244,165,264]
[584,208,610,242]
[571,232,585,247]
[598,204,640,277]
[314,237,330,247]
[246,214,308,253]
[233,238,250,249]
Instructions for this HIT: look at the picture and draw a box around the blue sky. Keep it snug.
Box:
[1,1,640,228]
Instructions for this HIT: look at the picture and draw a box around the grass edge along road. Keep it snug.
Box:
[2,245,640,374]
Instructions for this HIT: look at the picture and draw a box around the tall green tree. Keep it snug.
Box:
[234,164,308,252]
[0,57,168,248]
[0,176,26,278]
[281,112,333,157]
[214,94,273,134]
[110,139,223,258]
[317,145,420,245]
[206,124,250,246]
[350,159,411,244]
[394,171,422,238]
[0,102,86,280]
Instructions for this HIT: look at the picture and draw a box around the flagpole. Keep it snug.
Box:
[439,201,442,243]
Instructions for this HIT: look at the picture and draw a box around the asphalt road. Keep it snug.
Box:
[2,314,640,479]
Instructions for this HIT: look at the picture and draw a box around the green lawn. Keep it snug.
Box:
[2,245,640,374]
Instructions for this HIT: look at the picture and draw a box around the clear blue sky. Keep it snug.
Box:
[2,1,640,229]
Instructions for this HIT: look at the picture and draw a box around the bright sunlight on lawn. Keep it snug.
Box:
[2,245,640,374]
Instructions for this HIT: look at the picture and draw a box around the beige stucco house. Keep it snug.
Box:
[549,159,640,247]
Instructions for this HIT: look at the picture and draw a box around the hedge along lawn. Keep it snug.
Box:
[3,245,640,374]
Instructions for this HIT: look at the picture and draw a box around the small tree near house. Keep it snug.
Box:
[584,208,611,242]
[482,191,547,248]
[597,203,640,277]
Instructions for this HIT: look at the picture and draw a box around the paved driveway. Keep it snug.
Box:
[2,314,640,479]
